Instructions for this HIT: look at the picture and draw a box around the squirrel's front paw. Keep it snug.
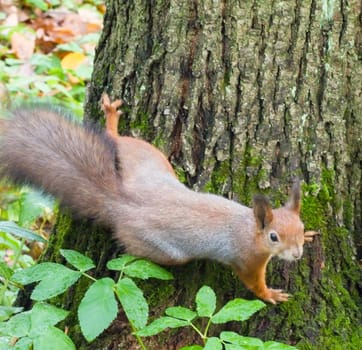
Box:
[260,288,289,304]
[304,230,319,243]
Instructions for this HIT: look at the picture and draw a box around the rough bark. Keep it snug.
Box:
[45,0,361,349]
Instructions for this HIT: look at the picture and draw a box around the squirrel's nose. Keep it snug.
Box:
[293,247,303,260]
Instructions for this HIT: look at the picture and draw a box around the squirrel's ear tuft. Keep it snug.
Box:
[286,179,301,214]
[253,195,273,230]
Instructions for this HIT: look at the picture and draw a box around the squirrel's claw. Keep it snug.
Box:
[304,230,320,243]
[263,289,290,304]
[101,93,123,118]
[111,99,123,110]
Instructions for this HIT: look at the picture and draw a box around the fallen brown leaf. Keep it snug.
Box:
[11,31,35,60]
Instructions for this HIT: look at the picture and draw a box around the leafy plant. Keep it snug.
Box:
[0,223,48,346]
[0,249,298,350]
[0,251,173,349]
[0,302,73,350]
[137,285,297,350]
[0,185,55,328]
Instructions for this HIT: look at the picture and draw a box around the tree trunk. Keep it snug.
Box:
[45,0,361,349]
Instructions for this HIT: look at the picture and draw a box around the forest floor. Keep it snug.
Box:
[0,0,103,114]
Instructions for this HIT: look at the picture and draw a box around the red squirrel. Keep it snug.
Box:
[0,94,318,303]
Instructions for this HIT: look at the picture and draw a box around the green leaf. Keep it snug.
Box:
[57,42,83,53]
[29,303,69,337]
[224,345,246,350]
[11,263,55,285]
[212,299,265,324]
[60,249,95,272]
[30,54,61,74]
[11,263,81,300]
[107,255,138,271]
[75,65,93,80]
[24,0,49,11]
[204,337,223,350]
[0,303,69,342]
[33,326,76,350]
[165,307,196,322]
[0,306,23,322]
[11,262,76,284]
[179,346,203,350]
[36,273,80,301]
[78,33,101,45]
[107,255,173,280]
[264,341,298,349]
[78,278,118,342]
[31,271,81,301]
[18,190,54,227]
[221,331,264,348]
[122,259,173,280]
[0,311,31,337]
[0,231,22,251]
[0,261,13,280]
[0,221,47,243]
[136,317,189,337]
[115,277,148,330]
[196,286,216,317]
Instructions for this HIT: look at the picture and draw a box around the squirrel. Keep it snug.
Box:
[0,94,318,304]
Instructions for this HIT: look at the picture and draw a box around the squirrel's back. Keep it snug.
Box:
[0,105,121,222]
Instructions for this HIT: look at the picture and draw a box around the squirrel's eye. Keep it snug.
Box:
[270,232,279,242]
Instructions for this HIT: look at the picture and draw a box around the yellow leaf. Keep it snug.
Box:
[61,52,86,70]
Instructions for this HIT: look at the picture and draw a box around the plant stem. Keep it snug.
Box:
[82,272,97,282]
[129,321,148,350]
[12,238,25,268]
[203,318,212,339]
[190,322,206,343]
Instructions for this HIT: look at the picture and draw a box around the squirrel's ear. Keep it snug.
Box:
[286,179,301,214]
[253,195,273,230]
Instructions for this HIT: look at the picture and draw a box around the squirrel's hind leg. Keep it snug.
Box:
[101,93,123,140]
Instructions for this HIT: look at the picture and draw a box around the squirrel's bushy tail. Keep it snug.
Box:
[0,106,120,223]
